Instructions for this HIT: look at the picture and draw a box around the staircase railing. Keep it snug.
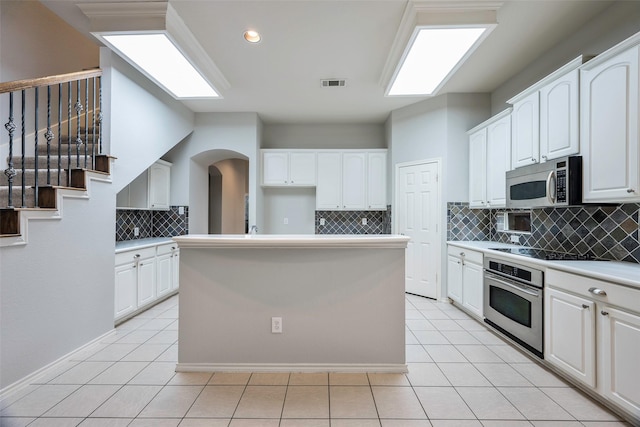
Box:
[0,69,103,208]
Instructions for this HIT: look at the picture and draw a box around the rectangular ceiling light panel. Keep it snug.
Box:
[388,26,488,96]
[103,33,219,98]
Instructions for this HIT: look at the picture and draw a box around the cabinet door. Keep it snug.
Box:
[263,151,289,185]
[468,129,487,208]
[289,152,316,186]
[342,152,366,210]
[137,258,156,307]
[511,91,540,169]
[316,152,343,210]
[600,305,640,415]
[462,261,483,318]
[367,152,387,210]
[148,162,171,210]
[581,46,639,202]
[171,249,180,291]
[114,263,137,319]
[545,287,596,387]
[156,253,172,298]
[447,255,463,303]
[486,115,511,208]
[540,69,580,161]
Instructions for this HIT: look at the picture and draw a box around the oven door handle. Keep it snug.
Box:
[485,272,540,297]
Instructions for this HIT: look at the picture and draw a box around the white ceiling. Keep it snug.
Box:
[43,0,616,124]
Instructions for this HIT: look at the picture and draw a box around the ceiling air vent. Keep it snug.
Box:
[321,79,346,87]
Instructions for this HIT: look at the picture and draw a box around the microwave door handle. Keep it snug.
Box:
[546,171,557,204]
[485,273,539,297]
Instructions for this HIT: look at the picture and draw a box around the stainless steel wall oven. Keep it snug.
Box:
[483,257,544,358]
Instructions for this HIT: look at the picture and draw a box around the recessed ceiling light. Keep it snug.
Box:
[102,33,219,99]
[244,30,261,43]
[388,26,490,96]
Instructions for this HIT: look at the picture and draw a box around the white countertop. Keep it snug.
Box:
[173,234,410,249]
[115,237,173,253]
[448,240,640,289]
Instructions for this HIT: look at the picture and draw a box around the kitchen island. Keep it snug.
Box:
[172,234,410,373]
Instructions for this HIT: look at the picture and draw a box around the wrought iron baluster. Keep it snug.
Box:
[91,77,96,167]
[75,80,83,169]
[45,85,54,185]
[34,87,39,206]
[4,92,16,207]
[57,84,62,186]
[67,82,72,186]
[21,90,26,207]
[84,78,89,169]
[98,76,103,154]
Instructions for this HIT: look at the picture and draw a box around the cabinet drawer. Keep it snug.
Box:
[547,269,640,313]
[447,245,483,264]
[116,246,157,265]
[157,243,179,256]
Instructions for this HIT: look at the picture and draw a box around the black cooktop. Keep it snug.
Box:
[489,247,601,261]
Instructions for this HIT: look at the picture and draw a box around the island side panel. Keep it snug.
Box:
[177,246,405,369]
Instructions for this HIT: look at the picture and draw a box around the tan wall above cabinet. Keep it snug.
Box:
[116,160,172,210]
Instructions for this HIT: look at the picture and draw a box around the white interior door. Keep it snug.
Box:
[397,160,440,299]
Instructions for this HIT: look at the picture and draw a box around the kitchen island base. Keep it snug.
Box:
[173,235,409,373]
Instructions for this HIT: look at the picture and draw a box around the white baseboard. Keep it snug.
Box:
[0,328,115,402]
[176,363,408,373]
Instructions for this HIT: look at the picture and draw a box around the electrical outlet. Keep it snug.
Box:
[271,317,282,333]
[361,218,367,225]
[134,227,140,237]
[510,234,520,244]
[319,218,326,226]
[178,206,185,215]
[283,217,289,225]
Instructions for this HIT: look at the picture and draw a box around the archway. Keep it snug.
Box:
[208,158,249,234]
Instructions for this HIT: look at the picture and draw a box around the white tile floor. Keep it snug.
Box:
[0,293,632,427]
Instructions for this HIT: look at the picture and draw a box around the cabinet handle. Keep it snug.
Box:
[133,254,141,259]
[582,304,589,309]
[171,246,176,250]
[601,310,609,316]
[627,188,636,193]
[531,158,537,163]
[541,155,547,160]
[588,287,607,296]
[460,252,465,257]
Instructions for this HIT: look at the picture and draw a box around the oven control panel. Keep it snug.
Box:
[484,258,544,288]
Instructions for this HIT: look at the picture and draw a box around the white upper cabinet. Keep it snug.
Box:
[148,160,171,210]
[316,150,387,211]
[262,150,316,186]
[468,128,487,208]
[316,152,343,210]
[511,91,540,169]
[540,68,580,161]
[117,160,172,210]
[468,109,511,209]
[342,152,367,210]
[367,151,387,210]
[486,114,512,207]
[581,37,639,203]
[509,56,586,169]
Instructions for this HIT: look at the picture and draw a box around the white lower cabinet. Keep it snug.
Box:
[115,242,179,322]
[600,305,640,416]
[114,263,137,319]
[447,245,483,318]
[545,287,596,387]
[545,269,640,422]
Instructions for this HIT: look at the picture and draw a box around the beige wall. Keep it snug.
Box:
[214,158,249,234]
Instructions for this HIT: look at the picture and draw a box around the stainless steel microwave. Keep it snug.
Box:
[506,156,582,208]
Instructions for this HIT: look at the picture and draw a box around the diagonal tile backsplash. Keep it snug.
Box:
[116,206,189,241]
[448,202,640,263]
